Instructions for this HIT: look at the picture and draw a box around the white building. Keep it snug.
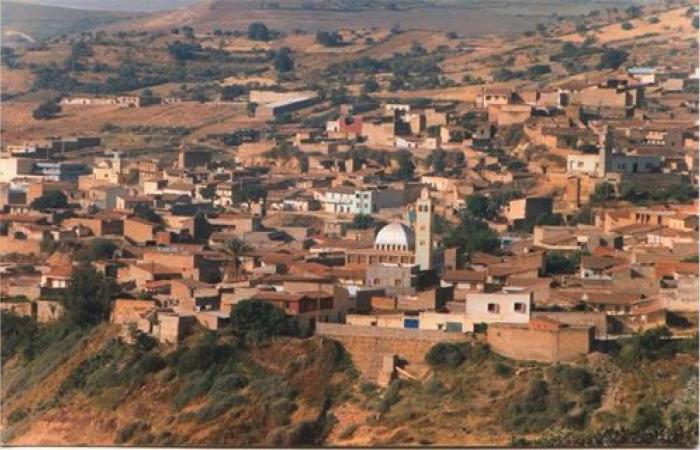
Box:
[465,288,532,324]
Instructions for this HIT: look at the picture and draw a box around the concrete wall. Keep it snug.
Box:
[316,322,466,380]
[532,311,608,339]
[0,237,41,256]
[487,323,592,362]
[35,300,64,323]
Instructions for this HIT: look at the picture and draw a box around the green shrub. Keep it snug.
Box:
[195,395,243,423]
[58,340,123,397]
[552,365,593,391]
[425,342,469,368]
[616,326,674,365]
[631,403,664,432]
[7,407,29,424]
[360,382,379,397]
[171,368,218,411]
[210,373,248,394]
[114,420,149,444]
[494,362,513,378]
[424,378,447,396]
[229,300,299,342]
[377,379,402,413]
[269,398,297,426]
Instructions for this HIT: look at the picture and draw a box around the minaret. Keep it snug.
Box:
[415,188,433,270]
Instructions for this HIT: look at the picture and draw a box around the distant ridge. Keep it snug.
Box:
[1,1,138,41]
[113,0,638,35]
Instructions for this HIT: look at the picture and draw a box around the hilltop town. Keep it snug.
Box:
[0,0,698,447]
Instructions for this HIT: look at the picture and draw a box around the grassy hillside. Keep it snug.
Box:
[1,1,136,42]
[1,310,697,446]
[113,0,643,35]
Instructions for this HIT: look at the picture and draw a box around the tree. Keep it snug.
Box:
[133,204,162,223]
[222,237,252,281]
[526,64,551,78]
[167,40,203,61]
[199,185,216,199]
[273,47,294,73]
[625,5,642,18]
[444,212,500,265]
[590,182,616,204]
[30,190,68,211]
[63,262,119,327]
[544,251,581,275]
[220,84,246,101]
[1,311,38,363]
[466,194,493,220]
[77,238,117,262]
[535,213,563,226]
[248,22,271,41]
[182,26,195,39]
[598,48,628,69]
[232,184,267,204]
[246,102,258,117]
[33,99,62,120]
[229,299,298,342]
[316,31,344,47]
[393,150,415,180]
[352,214,376,229]
[621,22,634,30]
[430,149,446,174]
[561,42,578,57]
[425,342,469,368]
[361,78,380,94]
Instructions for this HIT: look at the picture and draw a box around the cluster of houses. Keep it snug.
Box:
[0,64,697,374]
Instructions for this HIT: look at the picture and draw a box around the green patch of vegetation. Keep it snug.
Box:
[612,327,697,366]
[114,420,150,444]
[503,367,600,434]
[443,211,500,265]
[63,262,119,327]
[544,251,583,275]
[425,342,471,368]
[229,300,300,343]
[30,190,68,211]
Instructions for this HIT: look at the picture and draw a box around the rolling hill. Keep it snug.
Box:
[109,0,645,35]
[0,1,138,42]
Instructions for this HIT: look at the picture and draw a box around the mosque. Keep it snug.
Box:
[345,189,443,271]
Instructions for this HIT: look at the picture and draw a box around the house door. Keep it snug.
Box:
[403,318,419,329]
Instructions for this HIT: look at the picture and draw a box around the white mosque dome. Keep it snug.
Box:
[374,222,415,251]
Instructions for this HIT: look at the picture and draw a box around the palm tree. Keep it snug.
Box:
[222,237,252,281]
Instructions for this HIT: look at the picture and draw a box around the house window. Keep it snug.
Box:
[487,303,499,313]
[514,302,526,313]
[394,279,402,287]
[373,278,381,285]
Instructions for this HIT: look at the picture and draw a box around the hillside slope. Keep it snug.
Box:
[1,1,136,42]
[111,0,631,35]
[1,318,697,447]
